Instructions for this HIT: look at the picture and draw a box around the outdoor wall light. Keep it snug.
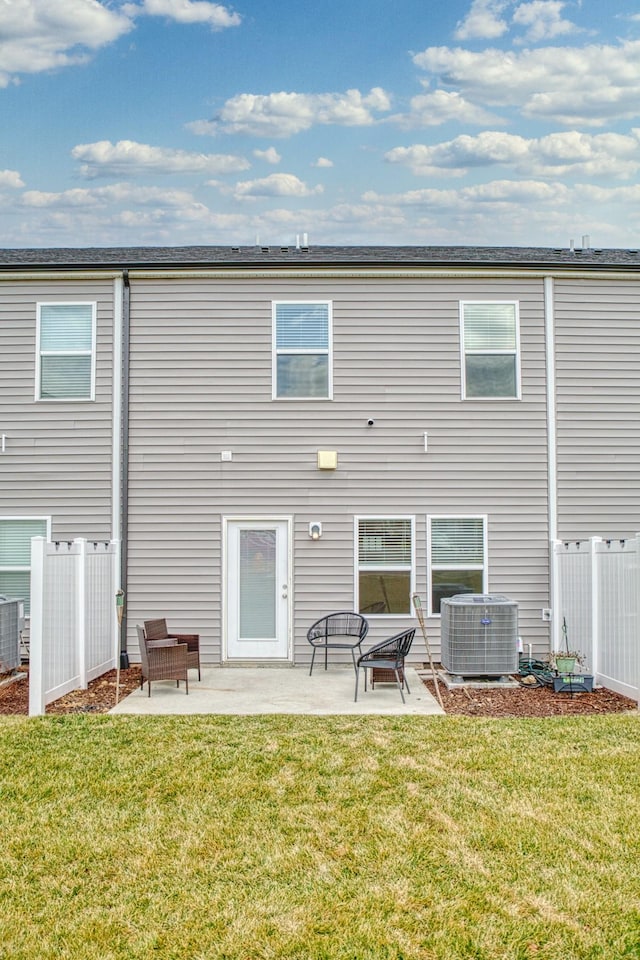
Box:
[309,522,322,541]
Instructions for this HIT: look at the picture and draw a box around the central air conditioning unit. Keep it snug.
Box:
[440,594,519,678]
[0,598,22,673]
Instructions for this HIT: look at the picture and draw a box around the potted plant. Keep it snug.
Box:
[548,617,585,674]
[550,650,585,674]
[549,617,587,689]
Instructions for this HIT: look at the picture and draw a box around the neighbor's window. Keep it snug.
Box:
[357,517,414,615]
[37,302,96,400]
[0,518,49,614]
[428,516,487,615]
[461,302,520,399]
[273,301,332,399]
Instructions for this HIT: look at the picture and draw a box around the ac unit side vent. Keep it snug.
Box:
[441,594,519,677]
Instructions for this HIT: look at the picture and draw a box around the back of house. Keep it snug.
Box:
[1,244,638,668]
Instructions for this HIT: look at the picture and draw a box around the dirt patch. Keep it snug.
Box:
[0,665,637,717]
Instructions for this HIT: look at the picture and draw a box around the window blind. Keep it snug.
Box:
[40,304,93,351]
[463,303,516,351]
[276,303,329,350]
[431,518,484,564]
[358,519,412,566]
[0,519,47,566]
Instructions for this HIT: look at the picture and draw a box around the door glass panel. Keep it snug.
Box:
[239,530,276,638]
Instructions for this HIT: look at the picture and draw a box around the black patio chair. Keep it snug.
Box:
[355,627,416,703]
[306,611,369,676]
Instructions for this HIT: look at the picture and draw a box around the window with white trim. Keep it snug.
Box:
[36,302,96,400]
[428,516,487,615]
[461,302,520,399]
[0,518,49,614]
[356,517,414,615]
[273,301,332,399]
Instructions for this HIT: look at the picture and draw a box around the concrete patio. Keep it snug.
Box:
[110,665,445,716]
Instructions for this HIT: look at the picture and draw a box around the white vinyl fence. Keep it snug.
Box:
[552,536,640,703]
[29,537,120,716]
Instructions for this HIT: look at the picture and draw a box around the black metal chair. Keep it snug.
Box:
[355,628,416,703]
[306,612,369,676]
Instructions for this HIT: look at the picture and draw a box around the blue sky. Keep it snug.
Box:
[1,0,639,248]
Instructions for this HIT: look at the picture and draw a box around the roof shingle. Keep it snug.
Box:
[0,244,638,270]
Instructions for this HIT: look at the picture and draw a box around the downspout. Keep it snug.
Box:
[112,277,123,665]
[544,276,559,653]
[119,270,131,667]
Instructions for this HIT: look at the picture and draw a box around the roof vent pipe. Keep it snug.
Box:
[569,239,575,253]
[582,234,590,250]
[295,234,300,249]
[302,232,308,247]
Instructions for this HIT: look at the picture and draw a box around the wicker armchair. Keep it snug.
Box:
[144,618,201,680]
[355,628,416,703]
[137,625,189,697]
[306,612,369,676]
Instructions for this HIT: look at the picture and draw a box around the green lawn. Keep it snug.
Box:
[1,715,639,960]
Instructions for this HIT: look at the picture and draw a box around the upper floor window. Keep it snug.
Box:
[0,517,49,615]
[273,301,332,399]
[428,516,487,615]
[356,517,414,615]
[36,302,96,401]
[460,302,520,399]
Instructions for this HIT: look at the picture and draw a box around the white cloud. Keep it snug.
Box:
[455,0,579,44]
[385,132,530,177]
[4,178,639,249]
[21,183,200,208]
[188,87,392,137]
[253,147,281,164]
[512,1,577,43]
[364,179,571,209]
[122,0,241,29]
[71,139,250,177]
[455,0,509,40]
[0,169,25,188]
[395,88,505,128]
[0,0,240,86]
[385,130,640,179]
[313,157,334,168]
[0,0,134,86]
[229,173,323,199]
[412,40,640,126]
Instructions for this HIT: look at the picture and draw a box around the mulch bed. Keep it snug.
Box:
[0,667,142,715]
[0,666,637,717]
[423,677,637,717]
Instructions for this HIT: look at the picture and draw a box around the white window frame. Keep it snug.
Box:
[354,515,415,617]
[272,300,333,400]
[427,514,488,617]
[0,516,51,615]
[460,301,521,400]
[36,302,97,402]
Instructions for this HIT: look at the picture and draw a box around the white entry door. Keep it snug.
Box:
[225,519,291,661]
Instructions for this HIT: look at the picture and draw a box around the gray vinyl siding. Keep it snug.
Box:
[0,279,114,539]
[127,274,551,663]
[554,277,640,541]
